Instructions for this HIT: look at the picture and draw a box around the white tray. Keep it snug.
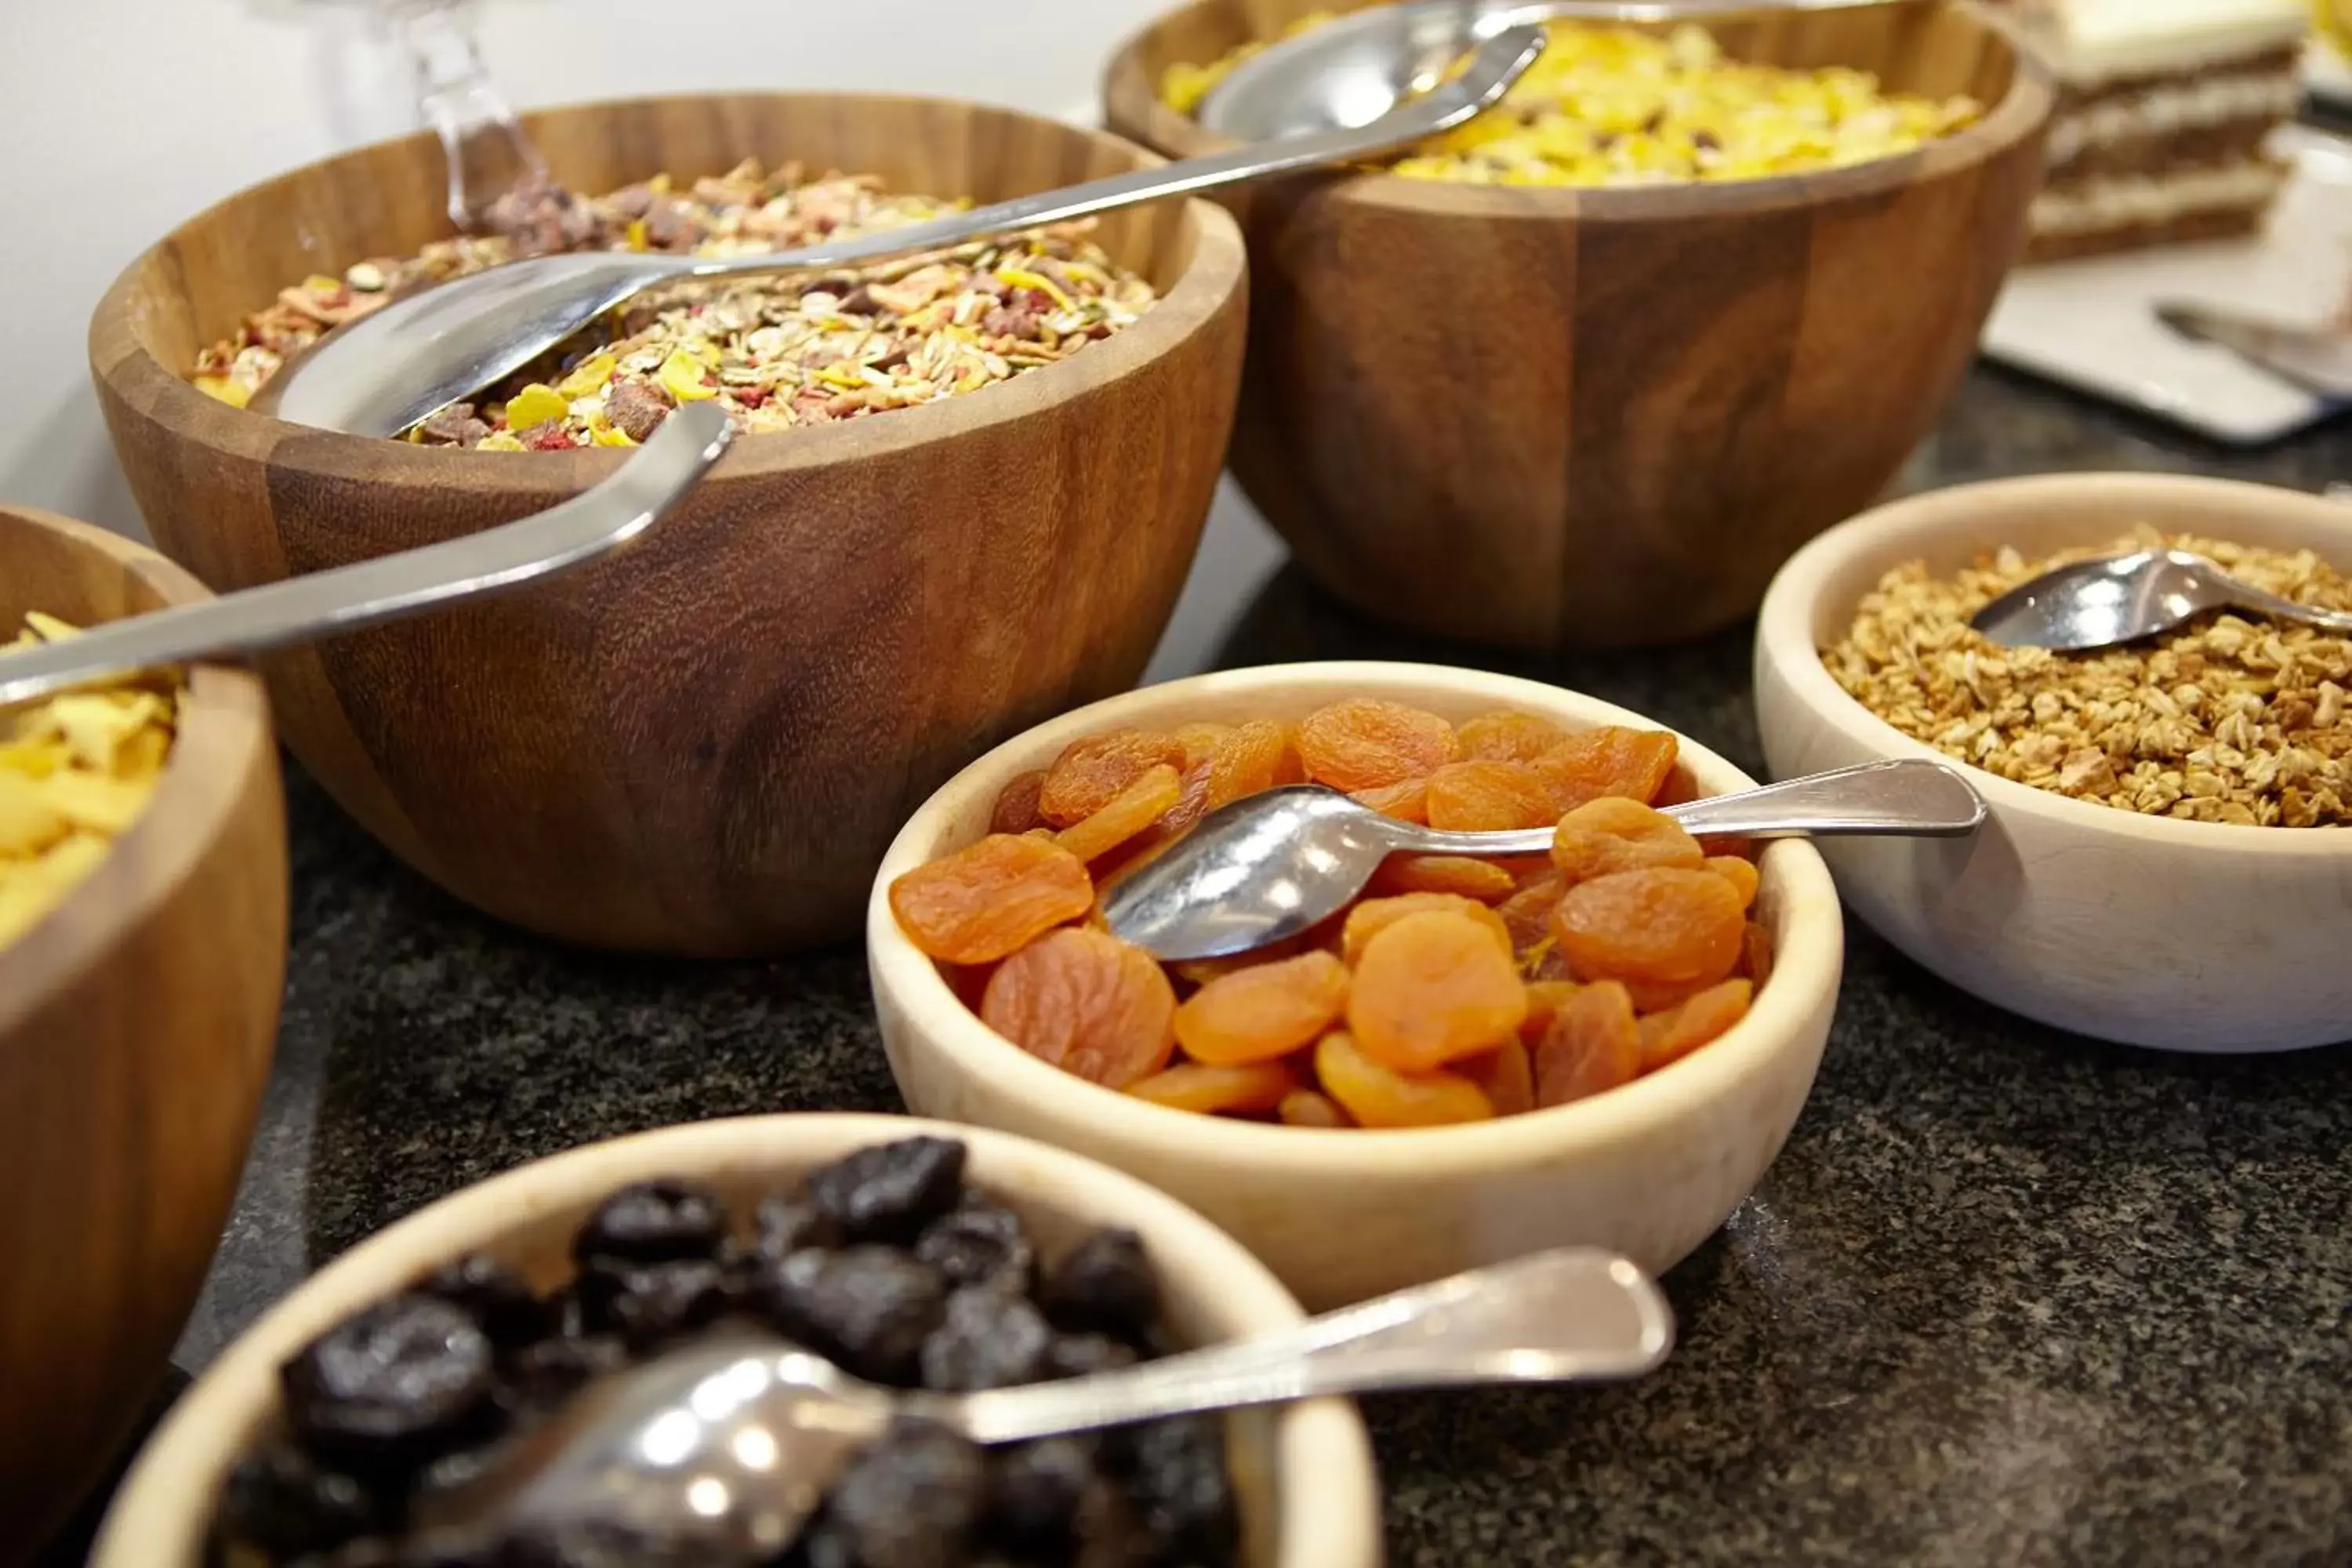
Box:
[1979,125,2352,446]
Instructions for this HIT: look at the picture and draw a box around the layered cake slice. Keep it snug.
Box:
[2004,0,2310,261]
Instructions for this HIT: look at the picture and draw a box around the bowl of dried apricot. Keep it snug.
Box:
[1756,472,2352,1054]
[868,662,1844,1310]
[92,1114,1380,1568]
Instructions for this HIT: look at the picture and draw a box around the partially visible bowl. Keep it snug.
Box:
[869,661,1845,1310]
[1104,0,2053,648]
[0,506,285,1560]
[89,92,1247,956]
[89,1113,1380,1568]
[1755,472,2352,1053]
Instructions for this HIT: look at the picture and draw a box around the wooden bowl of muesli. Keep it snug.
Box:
[86,93,1247,956]
[1755,473,2352,1054]
[1104,0,2052,649]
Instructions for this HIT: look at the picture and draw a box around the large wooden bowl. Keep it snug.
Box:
[90,93,1247,955]
[0,506,285,1561]
[1105,0,2053,649]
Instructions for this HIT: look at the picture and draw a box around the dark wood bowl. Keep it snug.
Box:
[1105,1,2053,648]
[0,506,285,1561]
[89,93,1247,956]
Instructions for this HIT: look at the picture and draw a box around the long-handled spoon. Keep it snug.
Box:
[251,26,1546,438]
[0,404,731,711]
[1969,546,2352,653]
[1104,757,1987,962]
[2154,301,2352,403]
[411,1247,1669,1561]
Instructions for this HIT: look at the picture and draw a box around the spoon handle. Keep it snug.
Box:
[0,404,729,711]
[943,1248,1671,1444]
[2221,581,2352,634]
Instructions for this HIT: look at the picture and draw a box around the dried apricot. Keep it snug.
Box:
[1127,1060,1296,1116]
[1638,978,1753,1073]
[1172,722,1234,770]
[1551,868,1744,987]
[890,833,1094,964]
[1550,797,1705,884]
[1039,729,1187,826]
[1367,855,1516,902]
[1460,1036,1535,1116]
[1494,873,1566,953]
[1298,699,1459,791]
[1530,726,1679,811]
[1341,894,1512,966]
[1523,940,1571,982]
[1315,1032,1494,1128]
[1350,779,1429,824]
[1425,760,1559,833]
[1534,981,1639,1107]
[1456,711,1567,765]
[980,927,1176,1089]
[1171,934,1305,989]
[989,770,1048,835]
[1278,1088,1352,1128]
[1519,978,1581,1041]
[1741,919,1775,984]
[1057,764,1181,864]
[1706,854,1759,911]
[1206,719,1305,809]
[1156,761,1214,838]
[1347,909,1529,1071]
[1174,951,1350,1065]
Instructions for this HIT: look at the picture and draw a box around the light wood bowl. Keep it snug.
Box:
[868,662,1845,1311]
[1756,474,2352,1054]
[89,93,1247,956]
[0,506,285,1562]
[89,1112,1381,1568]
[1104,0,2053,649]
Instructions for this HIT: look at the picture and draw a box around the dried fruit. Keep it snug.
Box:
[1173,950,1349,1065]
[1366,854,1517,902]
[1040,1229,1160,1339]
[1315,1032,1495,1128]
[1349,778,1430,823]
[1425,760,1560,832]
[989,771,1048,836]
[1639,978,1754,1072]
[1057,764,1182,864]
[1460,1036,1535,1116]
[1534,981,1640,1107]
[811,1137,970,1244]
[1039,730,1188,827]
[1157,762,1214,838]
[981,928,1177,1088]
[1707,854,1760,910]
[1456,711,1568,764]
[1347,909,1530,1071]
[279,1295,494,1463]
[1277,1089,1352,1128]
[1550,797,1706,884]
[1519,978,1581,1041]
[1298,699,1459,791]
[1495,874,1566,953]
[1552,868,1744,987]
[1530,726,1679,811]
[1205,719,1305,808]
[1341,893,1512,966]
[1127,1060,1298,1115]
[1171,723,1234,769]
[890,834,1094,964]
[575,1179,727,1265]
[1170,934,1305,989]
[1741,919,1776,984]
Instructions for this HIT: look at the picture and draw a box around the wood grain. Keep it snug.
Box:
[0,508,284,1563]
[89,93,1247,956]
[1105,0,2053,648]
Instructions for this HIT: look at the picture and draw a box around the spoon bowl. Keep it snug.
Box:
[1969,546,2352,651]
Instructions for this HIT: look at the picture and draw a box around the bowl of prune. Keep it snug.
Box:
[90,1115,1378,1568]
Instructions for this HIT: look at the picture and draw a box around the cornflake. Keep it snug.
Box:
[1820,528,2352,828]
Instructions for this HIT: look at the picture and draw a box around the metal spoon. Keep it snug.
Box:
[0,404,730,711]
[1104,757,1984,962]
[2153,301,2352,402]
[1200,0,1907,142]
[251,26,1546,438]
[409,1246,1669,1562]
[1969,547,2352,653]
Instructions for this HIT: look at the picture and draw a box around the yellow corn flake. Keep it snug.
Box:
[995,267,1073,310]
[22,613,77,644]
[626,217,650,252]
[503,383,571,430]
[659,349,718,402]
[0,771,67,857]
[590,419,636,448]
[477,431,526,452]
[194,374,252,409]
[557,354,619,400]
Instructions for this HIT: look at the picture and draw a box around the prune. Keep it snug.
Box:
[914,1203,1035,1294]
[1123,1417,1238,1562]
[214,1441,381,1559]
[1040,1230,1159,1339]
[1346,909,1530,1072]
[1127,1061,1298,1116]
[280,1294,495,1463]
[920,1287,1054,1392]
[759,1246,946,1386]
[981,930,1178,1091]
[499,1333,629,1412]
[1045,1331,1141,1379]
[811,1136,968,1243]
[576,1257,732,1348]
[1070,1479,1157,1568]
[752,1194,843,1264]
[801,1418,987,1568]
[1172,950,1348,1065]
[417,1255,554,1352]
[989,1438,1098,1544]
[572,1178,725,1266]
[1315,1031,1494,1129]
[888,834,1095,964]
[492,1518,730,1568]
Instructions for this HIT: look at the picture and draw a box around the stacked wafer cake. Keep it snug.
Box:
[2003,0,2310,261]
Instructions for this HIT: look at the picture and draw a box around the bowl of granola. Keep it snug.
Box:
[0,504,285,1553]
[1754,473,2352,1053]
[88,93,1247,955]
[1104,0,2052,649]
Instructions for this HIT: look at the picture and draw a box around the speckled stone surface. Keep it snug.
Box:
[41,365,2352,1566]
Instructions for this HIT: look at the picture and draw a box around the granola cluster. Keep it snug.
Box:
[191,160,1158,448]
[1822,529,2352,828]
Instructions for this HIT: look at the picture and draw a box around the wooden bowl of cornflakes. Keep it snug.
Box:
[0,506,285,1559]
[87,93,1246,955]
[1104,0,2052,649]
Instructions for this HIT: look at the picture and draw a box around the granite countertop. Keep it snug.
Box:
[46,363,2352,1566]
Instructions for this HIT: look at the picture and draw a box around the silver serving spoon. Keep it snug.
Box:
[1200,0,1908,141]
[409,1247,1669,1561]
[251,26,1546,438]
[1969,547,2352,653]
[2154,301,2352,401]
[0,404,730,711]
[1105,757,1985,962]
